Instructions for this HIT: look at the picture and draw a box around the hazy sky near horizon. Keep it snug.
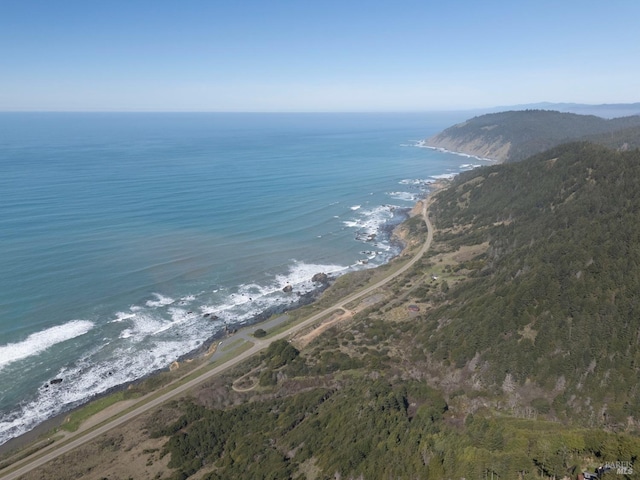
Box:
[2,0,639,112]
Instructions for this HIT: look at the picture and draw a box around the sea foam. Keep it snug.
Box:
[430,173,457,180]
[0,320,94,370]
[145,293,175,308]
[387,191,417,202]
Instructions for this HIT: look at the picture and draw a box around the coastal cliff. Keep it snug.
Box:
[425,131,512,162]
[425,109,640,162]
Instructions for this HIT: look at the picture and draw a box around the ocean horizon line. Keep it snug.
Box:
[0,109,487,115]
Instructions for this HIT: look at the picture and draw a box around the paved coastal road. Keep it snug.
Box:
[1,202,433,480]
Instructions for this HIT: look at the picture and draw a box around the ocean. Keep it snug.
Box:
[0,111,483,446]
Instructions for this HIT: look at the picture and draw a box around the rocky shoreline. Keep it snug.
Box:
[0,278,338,457]
[422,136,508,162]
[0,201,417,459]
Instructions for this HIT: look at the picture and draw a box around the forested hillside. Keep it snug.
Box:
[583,125,640,151]
[425,110,640,162]
[29,142,640,480]
[146,142,640,480]
[425,142,640,426]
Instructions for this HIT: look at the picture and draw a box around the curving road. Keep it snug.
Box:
[1,201,433,480]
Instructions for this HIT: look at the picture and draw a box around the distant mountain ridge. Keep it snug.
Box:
[425,110,640,162]
[467,101,640,118]
[493,102,640,118]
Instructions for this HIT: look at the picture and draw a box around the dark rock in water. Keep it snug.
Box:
[50,378,63,385]
[203,313,210,318]
[283,284,293,293]
[312,272,329,284]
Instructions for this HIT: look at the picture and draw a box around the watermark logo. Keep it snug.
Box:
[603,461,634,475]
[585,461,635,478]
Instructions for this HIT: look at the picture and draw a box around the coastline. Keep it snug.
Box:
[0,282,332,458]
[0,210,409,451]
[415,140,500,164]
[0,177,449,480]
[0,193,429,459]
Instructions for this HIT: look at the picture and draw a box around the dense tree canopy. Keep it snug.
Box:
[151,141,640,479]
[424,142,640,425]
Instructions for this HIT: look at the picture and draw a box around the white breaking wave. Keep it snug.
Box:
[145,293,175,308]
[0,320,94,370]
[387,191,416,202]
[274,260,346,291]
[0,333,206,446]
[197,261,349,324]
[118,312,166,341]
[342,204,402,255]
[343,204,396,234]
[399,178,434,186]
[430,173,457,180]
[111,312,135,323]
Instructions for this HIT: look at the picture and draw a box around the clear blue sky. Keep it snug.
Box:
[2,0,639,111]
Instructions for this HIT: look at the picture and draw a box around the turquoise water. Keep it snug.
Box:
[0,112,480,444]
